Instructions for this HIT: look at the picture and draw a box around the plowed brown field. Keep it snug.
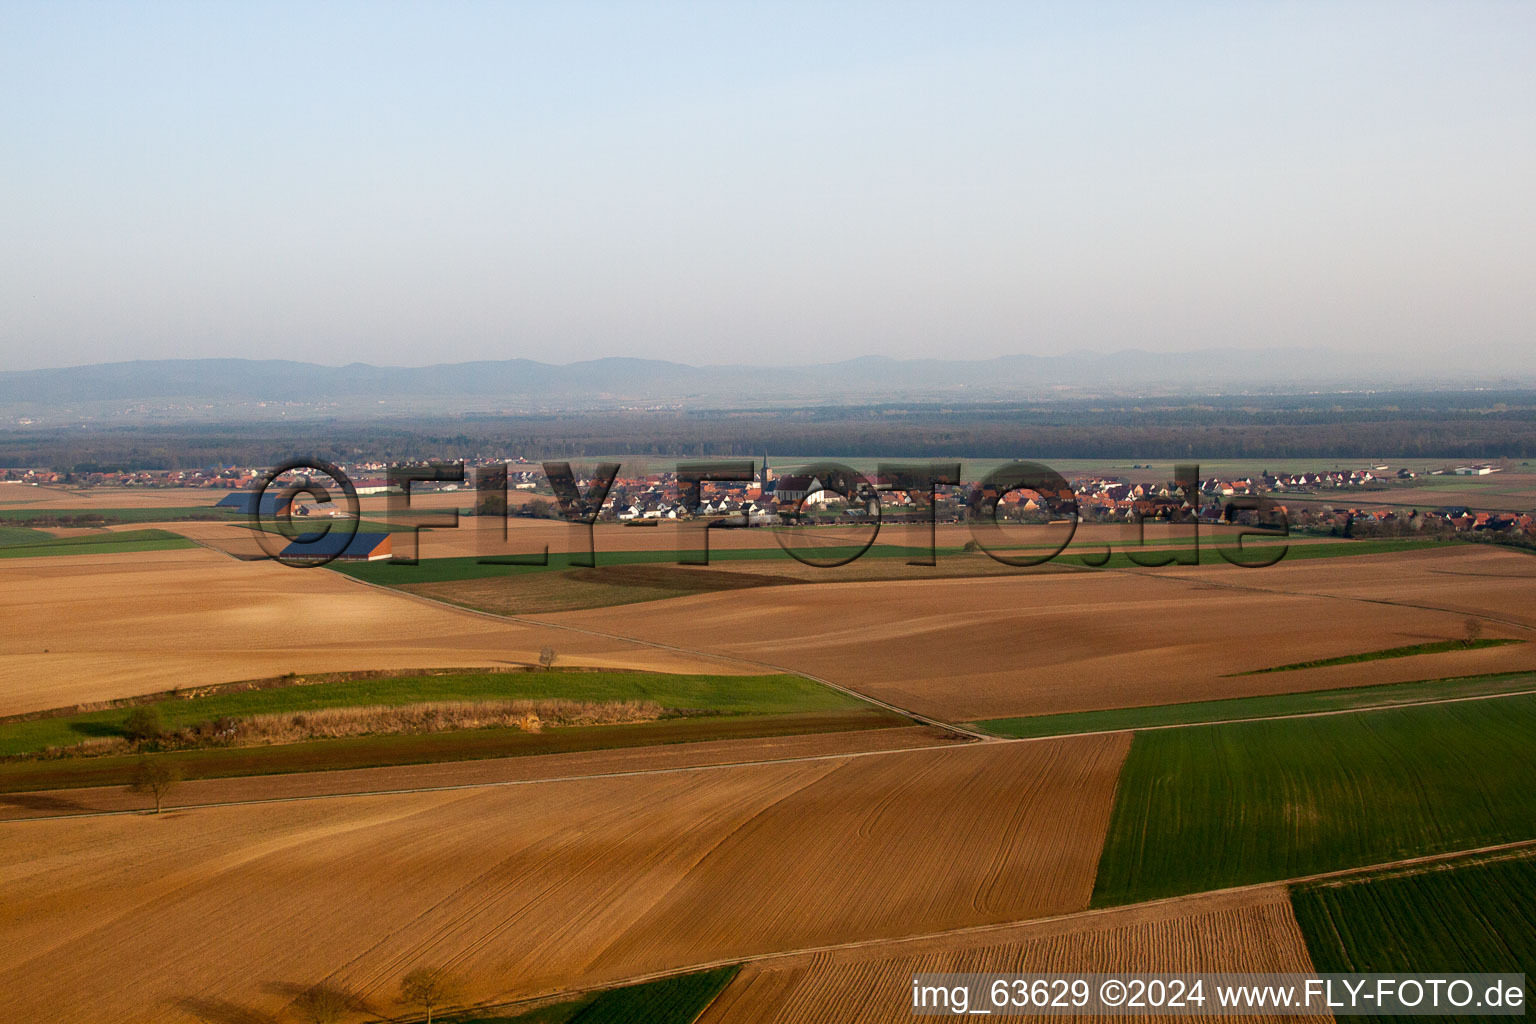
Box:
[0,545,748,716]
[698,886,1324,1024]
[0,486,220,509]
[0,724,960,821]
[0,736,1126,1023]
[545,548,1532,721]
[1162,543,1536,630]
[345,520,1309,562]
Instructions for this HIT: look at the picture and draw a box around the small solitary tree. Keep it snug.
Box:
[123,704,164,743]
[293,984,350,1024]
[127,757,181,814]
[537,646,557,671]
[1464,617,1485,646]
[399,967,464,1024]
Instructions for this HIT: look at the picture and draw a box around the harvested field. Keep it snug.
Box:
[697,886,1323,1024]
[545,548,1531,722]
[0,736,1127,1023]
[403,563,813,615]
[0,710,908,793]
[0,485,222,509]
[1170,543,1536,633]
[0,724,961,821]
[0,545,751,717]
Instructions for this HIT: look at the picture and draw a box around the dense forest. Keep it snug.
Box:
[3,392,1535,470]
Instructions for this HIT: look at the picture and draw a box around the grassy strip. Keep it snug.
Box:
[0,670,864,757]
[0,709,904,792]
[447,966,739,1024]
[1291,852,1535,1021]
[326,537,1442,586]
[1090,693,1536,906]
[971,671,1536,739]
[1234,638,1521,675]
[0,528,195,558]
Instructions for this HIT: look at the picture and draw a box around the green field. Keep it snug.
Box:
[0,525,56,546]
[0,528,196,558]
[972,671,1536,738]
[0,669,866,757]
[1292,853,1535,1022]
[1090,694,1536,905]
[1234,638,1521,675]
[448,966,737,1024]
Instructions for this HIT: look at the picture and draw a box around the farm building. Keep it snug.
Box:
[215,491,295,516]
[278,532,392,561]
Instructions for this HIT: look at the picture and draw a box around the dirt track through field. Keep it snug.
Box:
[0,735,1126,1024]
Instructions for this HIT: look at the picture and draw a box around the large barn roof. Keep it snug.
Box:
[278,531,391,560]
[214,492,293,515]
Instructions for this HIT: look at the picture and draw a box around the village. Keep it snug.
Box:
[3,458,1530,544]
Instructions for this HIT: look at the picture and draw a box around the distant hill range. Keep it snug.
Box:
[1,351,1532,416]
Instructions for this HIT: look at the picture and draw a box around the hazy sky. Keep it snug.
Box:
[3,2,1533,371]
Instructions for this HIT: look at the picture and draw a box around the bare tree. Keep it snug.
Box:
[399,967,464,1024]
[293,985,350,1024]
[537,646,557,671]
[1464,617,1485,646]
[127,757,181,814]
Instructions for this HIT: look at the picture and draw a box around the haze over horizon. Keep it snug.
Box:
[3,2,1534,375]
